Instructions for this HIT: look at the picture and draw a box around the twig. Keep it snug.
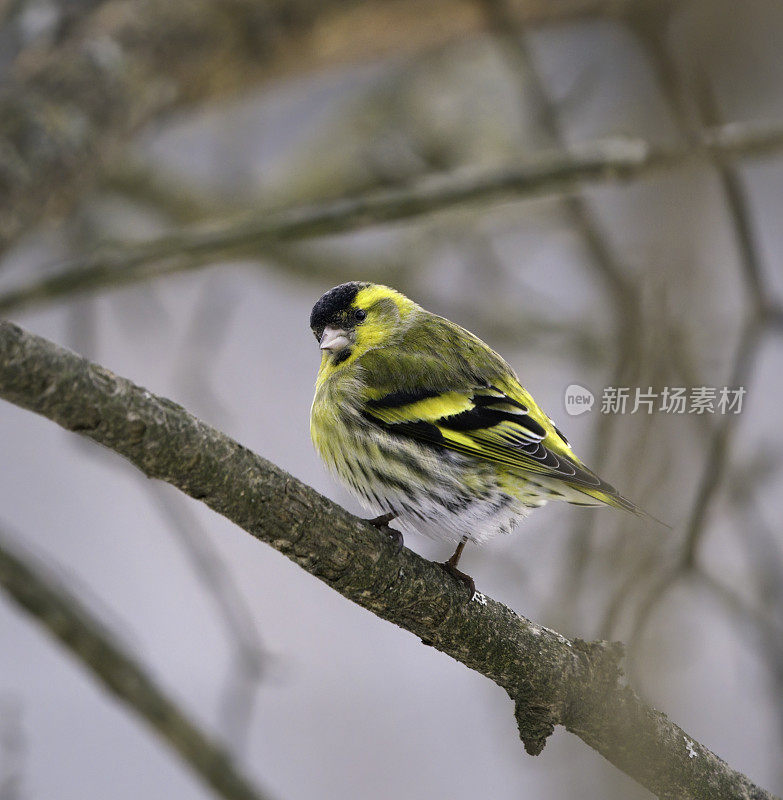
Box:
[695,567,781,644]
[0,526,274,800]
[0,319,778,800]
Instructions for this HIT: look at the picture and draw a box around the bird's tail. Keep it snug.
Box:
[571,484,671,529]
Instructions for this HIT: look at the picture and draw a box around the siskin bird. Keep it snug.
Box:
[309,281,655,592]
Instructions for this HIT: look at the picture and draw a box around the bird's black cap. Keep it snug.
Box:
[309,282,368,331]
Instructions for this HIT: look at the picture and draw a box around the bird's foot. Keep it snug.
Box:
[440,561,476,597]
[369,513,395,527]
[368,513,404,553]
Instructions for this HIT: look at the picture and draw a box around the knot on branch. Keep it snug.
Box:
[513,638,626,756]
[513,676,558,756]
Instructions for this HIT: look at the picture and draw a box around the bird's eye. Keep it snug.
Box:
[354,309,367,322]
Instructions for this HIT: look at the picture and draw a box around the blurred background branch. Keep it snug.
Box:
[2,120,783,316]
[0,695,24,800]
[148,484,267,758]
[0,526,274,800]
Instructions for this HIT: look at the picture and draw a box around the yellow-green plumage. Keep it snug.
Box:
[309,282,650,548]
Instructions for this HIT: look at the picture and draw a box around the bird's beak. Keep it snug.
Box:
[319,325,351,353]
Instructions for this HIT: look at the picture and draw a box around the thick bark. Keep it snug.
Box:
[0,319,777,800]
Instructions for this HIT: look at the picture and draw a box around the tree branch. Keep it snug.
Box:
[0,0,400,254]
[3,119,783,316]
[0,0,666,255]
[0,527,274,800]
[0,319,777,800]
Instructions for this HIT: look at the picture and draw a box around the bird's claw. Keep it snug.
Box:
[368,513,404,553]
[384,527,404,553]
[440,561,476,597]
[369,513,396,527]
